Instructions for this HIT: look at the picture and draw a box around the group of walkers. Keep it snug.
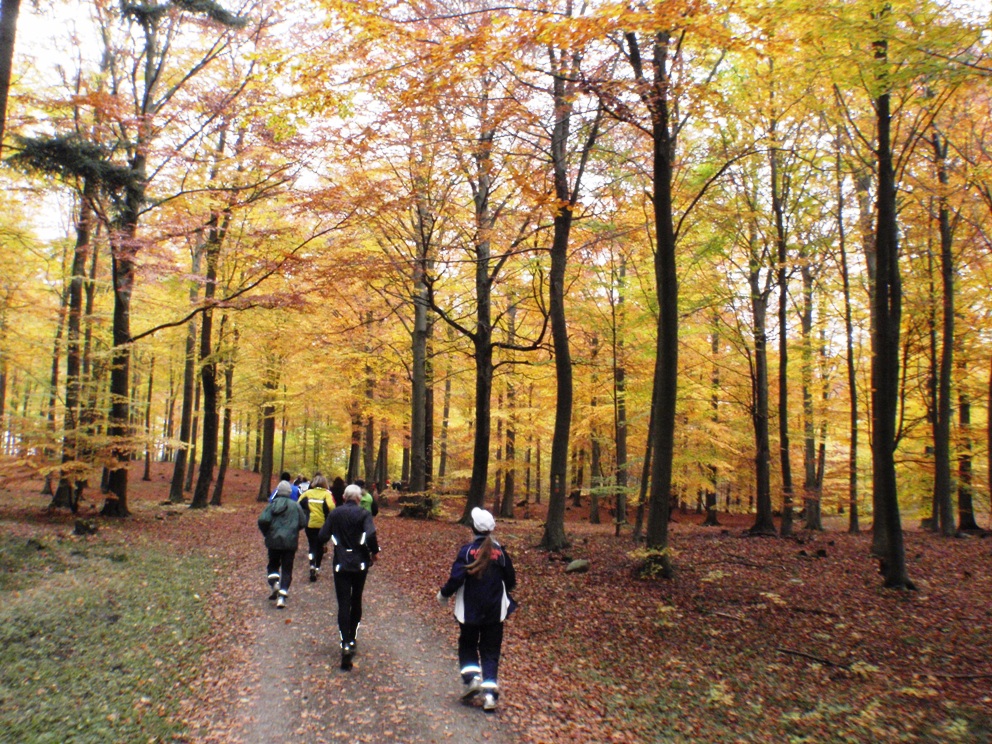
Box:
[257,472,517,712]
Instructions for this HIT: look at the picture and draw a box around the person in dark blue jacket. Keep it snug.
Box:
[437,507,517,712]
[319,484,380,670]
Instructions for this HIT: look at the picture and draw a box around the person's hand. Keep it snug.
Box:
[370,553,377,566]
[436,590,448,604]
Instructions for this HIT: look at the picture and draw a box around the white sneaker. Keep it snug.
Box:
[461,675,482,700]
[276,595,286,609]
[482,692,497,712]
[267,575,280,600]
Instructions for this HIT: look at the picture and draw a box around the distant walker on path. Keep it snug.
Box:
[258,481,308,609]
[319,483,380,670]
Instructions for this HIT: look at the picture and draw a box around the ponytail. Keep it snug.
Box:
[466,534,493,577]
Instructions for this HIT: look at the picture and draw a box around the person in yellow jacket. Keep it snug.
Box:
[299,474,335,582]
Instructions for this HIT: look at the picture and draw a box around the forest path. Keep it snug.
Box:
[197,514,516,744]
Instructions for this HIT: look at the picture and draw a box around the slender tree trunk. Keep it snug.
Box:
[703,317,721,526]
[211,329,235,506]
[770,106,795,538]
[871,30,912,588]
[142,356,154,481]
[0,0,21,158]
[837,138,860,533]
[956,389,978,531]
[748,219,776,536]
[102,143,147,518]
[931,131,956,537]
[52,183,94,512]
[185,378,200,492]
[256,365,278,502]
[347,404,361,483]
[612,254,629,528]
[191,196,229,509]
[170,249,202,503]
[438,327,453,482]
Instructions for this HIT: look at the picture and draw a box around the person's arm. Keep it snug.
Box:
[318,518,332,545]
[503,550,517,593]
[439,547,469,598]
[258,505,272,535]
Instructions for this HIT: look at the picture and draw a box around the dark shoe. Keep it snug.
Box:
[309,567,317,582]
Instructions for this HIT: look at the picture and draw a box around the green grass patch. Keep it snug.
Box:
[0,533,214,743]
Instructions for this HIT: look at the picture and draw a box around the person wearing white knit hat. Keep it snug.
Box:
[436,507,517,712]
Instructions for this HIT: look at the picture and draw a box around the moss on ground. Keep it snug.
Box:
[0,532,213,743]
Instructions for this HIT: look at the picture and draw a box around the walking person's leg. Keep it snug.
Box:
[266,550,280,599]
[457,623,483,699]
[275,549,296,608]
[348,569,368,644]
[479,621,504,709]
[333,571,355,645]
[305,528,321,580]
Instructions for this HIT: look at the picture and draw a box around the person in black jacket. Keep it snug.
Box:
[258,481,308,609]
[437,507,517,712]
[319,484,380,669]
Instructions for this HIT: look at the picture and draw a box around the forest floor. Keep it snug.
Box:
[2,460,992,743]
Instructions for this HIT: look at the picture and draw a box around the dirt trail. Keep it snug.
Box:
[200,516,517,743]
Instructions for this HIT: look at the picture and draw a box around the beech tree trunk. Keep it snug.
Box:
[0,0,20,157]
[837,141,860,533]
[256,366,278,502]
[870,33,913,589]
[52,183,94,512]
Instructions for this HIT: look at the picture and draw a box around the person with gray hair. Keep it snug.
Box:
[319,483,380,670]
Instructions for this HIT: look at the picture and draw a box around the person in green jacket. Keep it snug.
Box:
[353,479,379,516]
[258,481,308,609]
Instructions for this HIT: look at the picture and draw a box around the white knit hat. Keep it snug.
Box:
[471,507,495,534]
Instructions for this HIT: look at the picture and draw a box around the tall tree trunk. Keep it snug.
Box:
[363,315,375,484]
[635,31,678,576]
[703,317,720,526]
[142,356,154,481]
[931,131,956,537]
[52,182,94,512]
[211,326,235,506]
[612,254,629,528]
[748,215,776,536]
[170,249,202,503]
[540,202,573,549]
[801,263,822,530]
[459,113,498,523]
[256,365,278,502]
[185,376,200,492]
[191,196,229,509]
[956,388,978,531]
[438,326,454,482]
[539,40,600,550]
[871,28,913,589]
[347,403,361,483]
[102,142,147,518]
[409,179,431,492]
[0,0,21,158]
[770,101,795,538]
[837,136,860,533]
